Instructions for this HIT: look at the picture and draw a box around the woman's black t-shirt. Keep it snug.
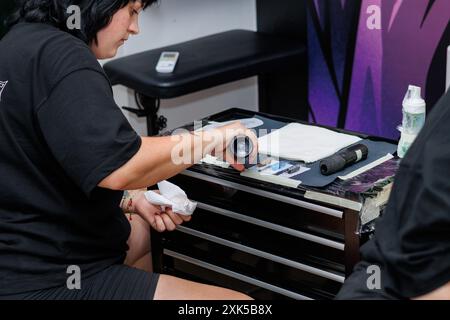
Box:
[0,23,141,295]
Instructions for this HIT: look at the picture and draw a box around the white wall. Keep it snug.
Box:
[112,0,258,135]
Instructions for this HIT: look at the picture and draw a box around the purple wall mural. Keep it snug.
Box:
[308,0,450,139]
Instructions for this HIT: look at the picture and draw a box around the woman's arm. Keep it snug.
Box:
[98,121,257,190]
[100,134,197,190]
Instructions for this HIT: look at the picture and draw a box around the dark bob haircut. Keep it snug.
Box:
[7,0,157,44]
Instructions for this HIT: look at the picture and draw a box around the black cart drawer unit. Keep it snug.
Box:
[158,172,347,300]
[151,108,398,300]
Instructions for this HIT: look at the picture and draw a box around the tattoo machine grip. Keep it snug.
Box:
[319,143,369,176]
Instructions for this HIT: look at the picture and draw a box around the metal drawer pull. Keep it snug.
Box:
[176,225,345,283]
[196,201,345,251]
[164,249,314,300]
[181,170,343,219]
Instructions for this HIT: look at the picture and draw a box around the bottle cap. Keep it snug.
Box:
[403,85,426,114]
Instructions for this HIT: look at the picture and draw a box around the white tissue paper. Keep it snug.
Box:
[258,123,362,163]
[144,180,197,216]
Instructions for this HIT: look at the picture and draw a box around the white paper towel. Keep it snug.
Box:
[144,180,197,216]
[258,123,361,163]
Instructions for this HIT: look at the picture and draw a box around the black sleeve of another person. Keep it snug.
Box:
[36,68,141,196]
[340,91,450,299]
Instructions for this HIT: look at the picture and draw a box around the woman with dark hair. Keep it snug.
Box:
[0,0,255,300]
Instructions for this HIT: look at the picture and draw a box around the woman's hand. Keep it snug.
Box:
[206,121,258,172]
[124,190,191,232]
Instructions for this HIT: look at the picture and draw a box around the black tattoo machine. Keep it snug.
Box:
[229,135,254,168]
[319,144,369,176]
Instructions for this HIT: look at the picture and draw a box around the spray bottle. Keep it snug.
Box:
[397,85,426,158]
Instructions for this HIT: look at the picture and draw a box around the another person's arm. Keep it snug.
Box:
[413,281,450,300]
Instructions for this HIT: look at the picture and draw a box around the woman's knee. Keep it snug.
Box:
[154,274,252,300]
[125,214,152,271]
